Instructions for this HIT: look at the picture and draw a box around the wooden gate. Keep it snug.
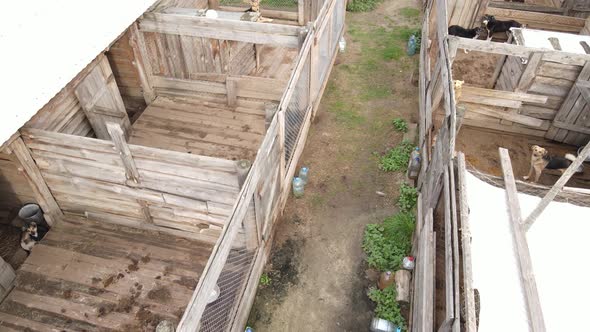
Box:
[75,55,131,140]
[546,62,590,145]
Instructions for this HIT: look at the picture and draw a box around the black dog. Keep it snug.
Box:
[448,25,486,39]
[482,15,522,40]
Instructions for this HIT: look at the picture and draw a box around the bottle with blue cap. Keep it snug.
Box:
[408,147,421,179]
[299,166,309,184]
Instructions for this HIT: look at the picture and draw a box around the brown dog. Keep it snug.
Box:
[523,145,579,182]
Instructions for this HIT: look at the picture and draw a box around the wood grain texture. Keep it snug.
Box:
[0,216,212,331]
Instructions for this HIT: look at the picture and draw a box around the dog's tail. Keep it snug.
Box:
[565,153,576,162]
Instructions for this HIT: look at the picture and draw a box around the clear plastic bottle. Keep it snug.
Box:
[407,35,417,56]
[339,37,346,53]
[402,256,415,270]
[299,167,309,184]
[408,147,421,179]
[292,177,304,198]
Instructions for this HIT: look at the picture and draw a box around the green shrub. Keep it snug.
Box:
[368,286,406,330]
[392,118,408,133]
[363,212,415,271]
[398,183,418,213]
[260,273,271,286]
[347,0,383,12]
[379,140,414,172]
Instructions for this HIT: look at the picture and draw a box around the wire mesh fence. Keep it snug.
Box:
[219,0,299,11]
[284,55,311,165]
[198,199,257,332]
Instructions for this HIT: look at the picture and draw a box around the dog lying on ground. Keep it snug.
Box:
[523,145,582,183]
[448,26,486,39]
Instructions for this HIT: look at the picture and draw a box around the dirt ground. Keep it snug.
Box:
[248,1,421,331]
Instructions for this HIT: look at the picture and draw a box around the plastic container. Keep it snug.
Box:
[378,271,395,290]
[245,327,254,332]
[293,177,305,198]
[299,167,309,184]
[339,37,347,53]
[402,256,415,270]
[370,317,401,332]
[407,35,417,56]
[18,203,48,228]
[408,147,421,179]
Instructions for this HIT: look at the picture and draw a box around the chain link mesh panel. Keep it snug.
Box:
[198,199,257,332]
[284,55,311,165]
[219,0,298,11]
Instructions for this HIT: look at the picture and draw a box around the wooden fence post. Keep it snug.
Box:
[10,136,63,226]
[106,122,140,185]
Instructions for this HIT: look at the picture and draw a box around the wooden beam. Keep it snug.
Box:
[10,137,63,226]
[488,1,566,14]
[498,147,546,332]
[226,77,237,107]
[523,141,590,231]
[298,0,305,25]
[218,5,299,21]
[443,168,454,325]
[449,160,461,331]
[129,23,156,104]
[463,85,548,104]
[456,152,477,332]
[139,12,302,48]
[106,122,140,185]
[517,52,543,92]
[452,36,590,65]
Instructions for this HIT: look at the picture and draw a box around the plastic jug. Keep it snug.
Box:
[403,256,415,270]
[299,167,309,184]
[339,37,347,53]
[407,35,417,56]
[408,147,421,179]
[293,177,305,198]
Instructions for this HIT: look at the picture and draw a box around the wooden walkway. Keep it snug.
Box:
[0,217,212,332]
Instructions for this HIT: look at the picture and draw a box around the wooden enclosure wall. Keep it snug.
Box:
[0,153,36,223]
[486,7,586,33]
[107,29,148,121]
[21,128,242,244]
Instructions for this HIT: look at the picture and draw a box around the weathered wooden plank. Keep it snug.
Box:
[11,137,63,225]
[498,148,547,332]
[464,104,546,127]
[106,123,140,185]
[517,52,543,92]
[456,152,476,332]
[486,7,585,29]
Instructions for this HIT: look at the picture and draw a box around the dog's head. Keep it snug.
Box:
[531,145,548,159]
[483,15,495,25]
[24,222,38,238]
[453,80,465,90]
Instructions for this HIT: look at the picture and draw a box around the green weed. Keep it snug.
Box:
[368,286,406,330]
[360,86,391,101]
[379,140,414,172]
[347,0,383,12]
[260,273,271,286]
[392,118,408,133]
[398,183,418,213]
[362,212,415,271]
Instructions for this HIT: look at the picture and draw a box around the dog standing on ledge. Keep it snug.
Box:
[523,145,580,183]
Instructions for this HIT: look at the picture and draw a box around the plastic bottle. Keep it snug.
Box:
[408,147,421,179]
[339,37,347,53]
[370,317,401,332]
[245,327,254,332]
[402,256,415,270]
[407,35,417,56]
[292,177,305,198]
[378,271,395,290]
[299,167,309,184]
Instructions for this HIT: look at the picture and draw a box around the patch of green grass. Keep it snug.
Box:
[260,273,271,286]
[360,86,391,101]
[368,286,406,330]
[347,0,383,12]
[378,140,414,172]
[400,7,420,19]
[328,100,365,127]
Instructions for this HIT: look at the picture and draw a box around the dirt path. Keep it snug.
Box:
[248,1,421,331]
